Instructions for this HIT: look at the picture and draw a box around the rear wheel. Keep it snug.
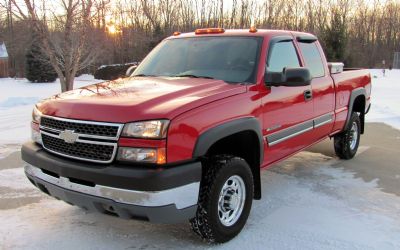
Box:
[334,112,361,159]
[190,155,253,243]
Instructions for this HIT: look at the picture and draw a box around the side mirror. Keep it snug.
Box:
[266,67,311,87]
[126,65,138,77]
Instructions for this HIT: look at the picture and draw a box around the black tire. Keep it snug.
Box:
[190,155,254,243]
[334,112,361,159]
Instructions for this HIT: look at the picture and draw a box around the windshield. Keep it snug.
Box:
[133,36,262,83]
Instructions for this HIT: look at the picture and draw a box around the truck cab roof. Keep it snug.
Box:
[167,28,316,40]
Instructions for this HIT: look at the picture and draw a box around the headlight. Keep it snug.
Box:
[32,106,42,123]
[121,120,169,139]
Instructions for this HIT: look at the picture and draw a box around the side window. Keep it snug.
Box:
[298,42,325,78]
[267,41,300,73]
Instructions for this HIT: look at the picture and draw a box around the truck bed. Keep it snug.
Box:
[331,69,371,133]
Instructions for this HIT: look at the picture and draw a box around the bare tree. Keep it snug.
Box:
[2,0,400,74]
[11,0,98,92]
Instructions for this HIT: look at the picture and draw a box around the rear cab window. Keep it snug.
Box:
[298,42,325,78]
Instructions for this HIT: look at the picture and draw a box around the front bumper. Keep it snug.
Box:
[22,142,202,223]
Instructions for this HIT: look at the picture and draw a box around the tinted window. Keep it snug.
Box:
[298,42,325,78]
[267,41,300,72]
[133,37,262,83]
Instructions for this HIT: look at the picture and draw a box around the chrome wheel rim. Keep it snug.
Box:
[218,175,246,227]
[349,122,358,150]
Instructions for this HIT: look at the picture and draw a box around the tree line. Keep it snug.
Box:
[0,0,399,90]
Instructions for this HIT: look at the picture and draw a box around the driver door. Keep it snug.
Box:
[260,38,314,166]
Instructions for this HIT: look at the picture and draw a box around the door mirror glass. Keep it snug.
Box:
[265,67,311,87]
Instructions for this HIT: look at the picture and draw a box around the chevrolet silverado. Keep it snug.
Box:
[22,28,371,243]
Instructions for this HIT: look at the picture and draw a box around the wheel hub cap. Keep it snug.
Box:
[349,122,358,150]
[229,194,239,209]
[218,175,246,227]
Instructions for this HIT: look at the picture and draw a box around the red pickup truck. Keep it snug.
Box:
[22,28,371,243]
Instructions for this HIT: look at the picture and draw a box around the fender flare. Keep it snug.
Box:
[192,117,264,164]
[345,88,366,130]
[192,117,264,199]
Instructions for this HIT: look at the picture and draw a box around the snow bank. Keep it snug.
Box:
[0,97,40,108]
[367,69,400,129]
[98,62,138,70]
[0,74,100,103]
[0,75,101,146]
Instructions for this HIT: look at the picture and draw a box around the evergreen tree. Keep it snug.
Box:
[25,41,57,83]
[148,24,165,51]
[322,9,347,62]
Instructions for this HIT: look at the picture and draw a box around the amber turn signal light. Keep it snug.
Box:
[249,26,257,33]
[195,28,225,35]
[157,148,166,164]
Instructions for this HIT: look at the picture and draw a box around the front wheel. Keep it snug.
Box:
[190,155,253,243]
[334,112,361,159]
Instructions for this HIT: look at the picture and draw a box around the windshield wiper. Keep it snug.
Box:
[132,74,157,77]
[173,74,215,79]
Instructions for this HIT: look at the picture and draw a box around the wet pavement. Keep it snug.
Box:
[308,123,400,197]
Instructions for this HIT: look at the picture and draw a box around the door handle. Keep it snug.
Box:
[304,90,313,101]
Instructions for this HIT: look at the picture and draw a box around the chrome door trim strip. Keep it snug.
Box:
[265,112,334,146]
[314,113,333,128]
[266,120,314,146]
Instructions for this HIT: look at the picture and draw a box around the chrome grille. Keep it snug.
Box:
[41,116,120,138]
[39,116,123,163]
[42,134,115,162]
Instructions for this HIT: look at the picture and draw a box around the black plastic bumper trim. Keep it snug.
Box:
[21,142,202,192]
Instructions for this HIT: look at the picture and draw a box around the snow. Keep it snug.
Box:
[0,75,101,148]
[0,97,40,108]
[0,42,8,58]
[367,69,400,129]
[98,62,138,70]
[0,152,399,249]
[0,71,400,249]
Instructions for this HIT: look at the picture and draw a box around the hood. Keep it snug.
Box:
[37,77,246,123]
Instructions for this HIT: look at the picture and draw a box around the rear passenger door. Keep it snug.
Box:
[297,38,335,139]
[261,37,315,166]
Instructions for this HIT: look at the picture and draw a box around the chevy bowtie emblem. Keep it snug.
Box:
[59,130,79,143]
